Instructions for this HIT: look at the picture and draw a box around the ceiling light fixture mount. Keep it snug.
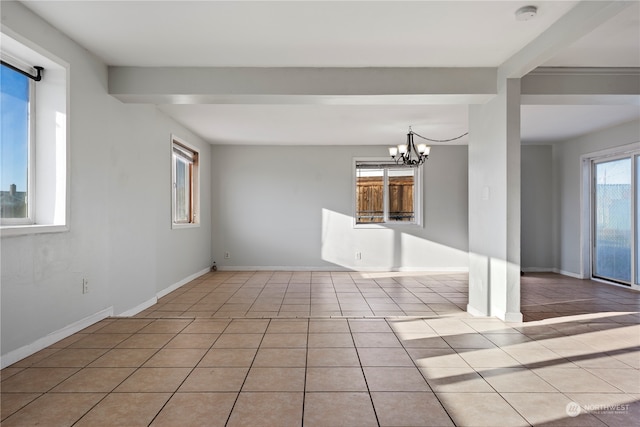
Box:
[389,126,468,167]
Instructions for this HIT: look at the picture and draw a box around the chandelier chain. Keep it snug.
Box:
[412,131,469,143]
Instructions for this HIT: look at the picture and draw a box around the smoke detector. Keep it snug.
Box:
[515,5,538,21]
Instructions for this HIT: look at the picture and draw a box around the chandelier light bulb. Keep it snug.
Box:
[388,126,467,167]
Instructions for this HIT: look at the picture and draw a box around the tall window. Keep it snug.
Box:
[1,32,68,236]
[0,62,32,223]
[355,161,421,225]
[172,137,199,227]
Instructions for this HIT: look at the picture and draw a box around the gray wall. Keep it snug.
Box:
[1,2,212,361]
[211,145,468,270]
[552,119,640,276]
[521,145,554,270]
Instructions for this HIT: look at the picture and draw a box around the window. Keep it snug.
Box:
[171,137,199,227]
[0,61,32,223]
[355,161,421,225]
[0,32,68,236]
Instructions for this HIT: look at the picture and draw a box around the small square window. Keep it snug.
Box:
[171,137,199,227]
[355,161,421,226]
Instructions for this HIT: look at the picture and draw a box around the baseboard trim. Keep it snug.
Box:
[1,268,212,368]
[521,267,555,273]
[217,266,469,272]
[217,266,351,272]
[157,267,211,299]
[521,268,587,280]
[466,304,489,318]
[555,269,585,279]
[116,297,157,317]
[0,306,113,369]
[499,311,524,323]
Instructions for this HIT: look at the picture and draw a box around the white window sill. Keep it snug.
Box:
[171,223,200,230]
[1,224,69,237]
[354,222,423,229]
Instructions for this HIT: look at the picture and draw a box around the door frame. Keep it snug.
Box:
[581,143,640,290]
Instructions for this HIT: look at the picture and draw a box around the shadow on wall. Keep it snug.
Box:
[321,208,468,271]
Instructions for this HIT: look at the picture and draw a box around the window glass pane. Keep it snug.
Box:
[0,64,29,219]
[174,156,190,222]
[594,158,631,283]
[388,168,415,222]
[356,168,383,223]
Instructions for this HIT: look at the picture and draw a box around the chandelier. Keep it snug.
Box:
[389,126,468,167]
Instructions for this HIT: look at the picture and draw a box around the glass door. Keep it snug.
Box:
[637,155,640,285]
[593,157,632,285]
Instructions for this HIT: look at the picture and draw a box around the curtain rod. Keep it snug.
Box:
[1,60,44,81]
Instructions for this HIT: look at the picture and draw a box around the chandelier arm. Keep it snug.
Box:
[412,131,469,143]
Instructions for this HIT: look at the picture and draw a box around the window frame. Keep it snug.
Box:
[0,30,69,237]
[171,135,200,229]
[353,157,423,228]
[0,57,36,226]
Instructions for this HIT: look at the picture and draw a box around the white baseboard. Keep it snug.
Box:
[521,267,586,279]
[357,266,469,272]
[0,307,113,369]
[217,266,351,272]
[555,269,585,279]
[521,267,555,273]
[1,267,212,368]
[500,311,524,323]
[157,267,211,299]
[521,267,587,280]
[217,266,469,272]
[467,305,522,323]
[117,267,211,317]
[466,304,489,318]
[116,296,157,317]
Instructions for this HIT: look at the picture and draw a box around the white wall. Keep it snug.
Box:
[211,145,468,271]
[521,145,554,270]
[552,118,640,276]
[0,2,212,364]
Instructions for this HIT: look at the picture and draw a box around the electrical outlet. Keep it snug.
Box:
[224,252,231,259]
[82,278,89,294]
[355,252,362,260]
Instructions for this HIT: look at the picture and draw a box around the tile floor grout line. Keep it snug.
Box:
[223,316,271,427]
[145,316,228,426]
[388,317,460,427]
[208,274,253,319]
[301,317,310,427]
[68,317,197,426]
[3,272,639,426]
[348,318,381,427]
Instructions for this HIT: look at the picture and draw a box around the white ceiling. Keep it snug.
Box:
[19,0,640,145]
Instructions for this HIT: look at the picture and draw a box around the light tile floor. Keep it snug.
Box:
[1,271,639,426]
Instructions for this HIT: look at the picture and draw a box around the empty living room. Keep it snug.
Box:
[1,1,639,426]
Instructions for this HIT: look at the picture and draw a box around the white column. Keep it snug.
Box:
[467,79,522,323]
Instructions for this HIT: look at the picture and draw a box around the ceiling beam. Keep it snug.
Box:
[522,67,640,105]
[498,1,634,81]
[108,67,496,105]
